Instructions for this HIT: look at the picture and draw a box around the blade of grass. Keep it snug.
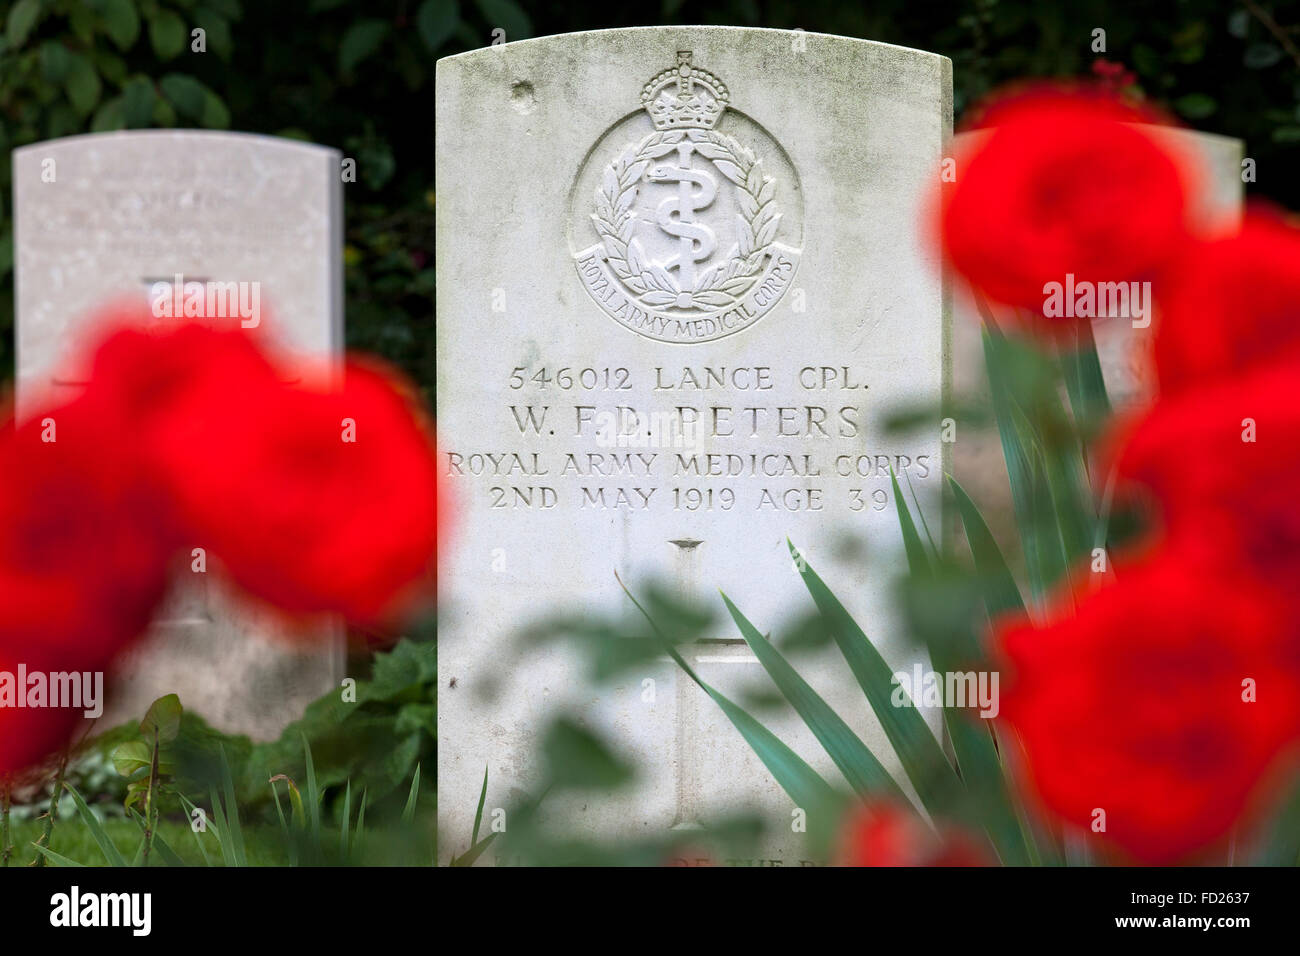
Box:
[788,540,962,819]
[947,475,1060,864]
[1254,775,1300,866]
[1064,318,1112,433]
[980,319,1039,566]
[1009,403,1072,598]
[302,736,322,852]
[903,468,940,562]
[218,746,246,866]
[948,476,1026,619]
[177,794,215,867]
[450,834,498,867]
[618,571,843,823]
[128,808,184,867]
[890,470,933,576]
[339,780,352,861]
[63,783,126,867]
[720,592,909,805]
[269,777,300,867]
[402,764,422,826]
[30,845,86,867]
[471,765,489,845]
[891,479,1032,863]
[354,789,368,862]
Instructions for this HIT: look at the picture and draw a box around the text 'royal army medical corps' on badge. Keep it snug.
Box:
[569,51,804,344]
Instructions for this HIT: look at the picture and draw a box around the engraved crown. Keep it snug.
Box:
[640,51,729,130]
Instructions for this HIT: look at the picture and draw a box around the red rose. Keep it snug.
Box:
[1091,59,1138,93]
[995,551,1300,863]
[940,88,1197,320]
[1153,207,1300,395]
[0,392,177,774]
[140,353,440,630]
[74,312,441,632]
[1109,355,1300,580]
[0,649,91,776]
[0,396,175,669]
[837,802,990,867]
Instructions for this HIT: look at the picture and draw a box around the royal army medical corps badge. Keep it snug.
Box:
[570,52,804,344]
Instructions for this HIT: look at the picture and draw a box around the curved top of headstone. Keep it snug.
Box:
[436,24,951,69]
[12,129,340,161]
[13,129,343,397]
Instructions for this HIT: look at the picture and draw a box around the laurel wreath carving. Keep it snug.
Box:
[591,128,781,309]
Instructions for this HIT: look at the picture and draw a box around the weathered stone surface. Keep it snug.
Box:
[12,131,345,739]
[437,27,951,862]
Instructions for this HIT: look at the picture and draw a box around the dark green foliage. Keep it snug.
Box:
[0,1,1296,390]
[171,635,436,820]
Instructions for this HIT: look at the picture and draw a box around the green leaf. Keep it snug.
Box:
[5,0,42,50]
[1254,774,1300,865]
[471,764,488,845]
[890,469,933,577]
[541,720,634,791]
[69,2,95,43]
[474,0,531,41]
[159,73,205,118]
[64,783,127,866]
[40,41,71,83]
[64,53,103,116]
[893,492,1037,864]
[199,90,229,129]
[401,762,421,824]
[148,9,187,60]
[787,541,963,819]
[1244,43,1283,69]
[113,740,154,778]
[31,845,87,867]
[302,735,322,848]
[1013,405,1071,595]
[1173,93,1217,120]
[620,574,843,827]
[416,0,459,50]
[338,19,390,73]
[177,794,215,867]
[948,476,1025,620]
[205,0,241,19]
[1228,8,1250,39]
[122,75,155,127]
[93,49,127,85]
[192,7,232,58]
[338,780,352,860]
[980,319,1044,587]
[128,808,185,866]
[1063,319,1112,433]
[353,789,367,861]
[101,0,141,49]
[720,592,909,804]
[218,745,246,866]
[141,693,182,744]
[268,777,298,866]
[207,787,235,867]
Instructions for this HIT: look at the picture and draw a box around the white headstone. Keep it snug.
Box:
[437,27,950,863]
[12,131,346,738]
